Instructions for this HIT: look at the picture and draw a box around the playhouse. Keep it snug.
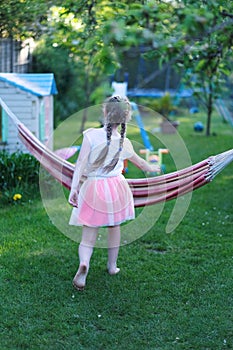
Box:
[0,73,57,153]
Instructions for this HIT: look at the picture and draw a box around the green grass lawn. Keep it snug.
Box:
[1,108,233,349]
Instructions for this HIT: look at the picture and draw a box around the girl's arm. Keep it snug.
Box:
[128,151,160,173]
[69,135,91,206]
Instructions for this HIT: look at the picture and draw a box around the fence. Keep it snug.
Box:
[0,38,34,73]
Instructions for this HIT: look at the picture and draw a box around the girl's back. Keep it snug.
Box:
[84,127,134,178]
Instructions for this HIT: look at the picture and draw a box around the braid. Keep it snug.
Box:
[106,123,112,145]
[91,123,112,170]
[102,123,126,173]
[119,123,126,151]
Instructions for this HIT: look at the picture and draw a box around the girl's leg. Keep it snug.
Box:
[107,225,121,275]
[73,225,98,290]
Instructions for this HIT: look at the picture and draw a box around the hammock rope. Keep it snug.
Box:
[1,97,233,208]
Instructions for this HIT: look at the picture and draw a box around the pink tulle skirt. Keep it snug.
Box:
[69,175,135,227]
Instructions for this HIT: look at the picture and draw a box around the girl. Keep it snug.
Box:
[69,96,160,290]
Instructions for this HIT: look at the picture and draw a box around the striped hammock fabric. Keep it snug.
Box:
[1,97,233,208]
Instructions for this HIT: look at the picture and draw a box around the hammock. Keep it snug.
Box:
[1,97,233,208]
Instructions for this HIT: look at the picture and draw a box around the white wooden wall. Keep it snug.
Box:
[0,81,53,153]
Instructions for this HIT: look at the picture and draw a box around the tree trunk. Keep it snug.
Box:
[206,83,213,136]
[80,75,90,133]
[206,105,212,136]
[80,107,88,133]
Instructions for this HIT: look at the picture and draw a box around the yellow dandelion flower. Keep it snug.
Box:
[13,193,22,201]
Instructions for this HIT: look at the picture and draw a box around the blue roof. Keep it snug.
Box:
[0,73,58,96]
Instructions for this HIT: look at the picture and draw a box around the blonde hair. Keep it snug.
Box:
[92,95,132,173]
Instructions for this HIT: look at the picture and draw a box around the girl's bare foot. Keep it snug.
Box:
[73,264,88,291]
[107,263,120,275]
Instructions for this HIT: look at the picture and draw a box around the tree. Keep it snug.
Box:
[177,1,233,135]
[2,0,232,133]
[67,0,233,135]
[31,4,113,129]
[0,0,52,39]
[32,38,85,125]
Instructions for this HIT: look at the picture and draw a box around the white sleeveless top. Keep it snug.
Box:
[83,127,134,178]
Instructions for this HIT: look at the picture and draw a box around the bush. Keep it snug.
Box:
[136,93,178,119]
[0,151,40,205]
